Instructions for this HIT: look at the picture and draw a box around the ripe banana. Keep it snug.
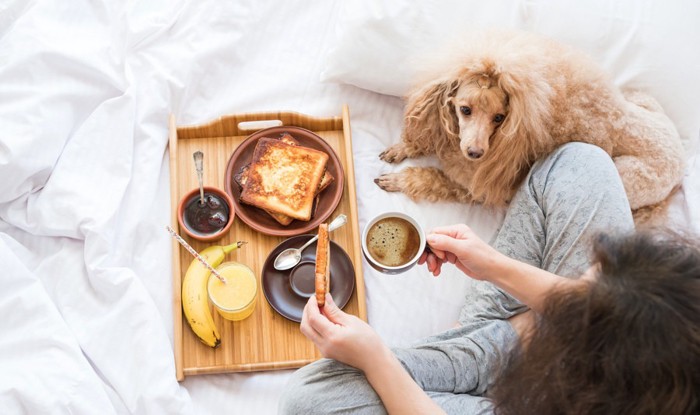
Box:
[182,241,245,347]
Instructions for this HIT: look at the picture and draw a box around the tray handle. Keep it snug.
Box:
[176,110,344,139]
[237,120,284,133]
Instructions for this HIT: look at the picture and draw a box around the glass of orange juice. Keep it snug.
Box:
[207,261,258,321]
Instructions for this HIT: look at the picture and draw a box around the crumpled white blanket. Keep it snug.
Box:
[1,1,697,414]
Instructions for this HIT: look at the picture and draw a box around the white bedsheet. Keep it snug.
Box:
[1,1,698,414]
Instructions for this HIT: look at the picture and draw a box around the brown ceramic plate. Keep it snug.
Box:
[262,235,355,322]
[224,126,345,236]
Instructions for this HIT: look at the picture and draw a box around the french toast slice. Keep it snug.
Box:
[233,164,250,189]
[236,134,334,225]
[235,164,294,225]
[240,137,329,221]
[279,132,298,146]
[236,163,334,200]
[235,134,335,195]
[315,223,330,306]
[279,132,335,191]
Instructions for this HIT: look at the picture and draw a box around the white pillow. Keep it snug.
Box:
[321,0,700,152]
[322,0,525,96]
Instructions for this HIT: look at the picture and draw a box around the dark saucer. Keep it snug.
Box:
[289,261,317,298]
[262,235,355,322]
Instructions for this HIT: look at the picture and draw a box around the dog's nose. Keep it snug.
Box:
[467,148,484,159]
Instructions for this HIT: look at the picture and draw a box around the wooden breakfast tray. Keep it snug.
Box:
[168,105,366,380]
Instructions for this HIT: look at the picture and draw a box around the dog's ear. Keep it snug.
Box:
[402,79,459,155]
[496,70,551,157]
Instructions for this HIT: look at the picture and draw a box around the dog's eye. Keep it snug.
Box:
[460,106,472,116]
[493,114,505,123]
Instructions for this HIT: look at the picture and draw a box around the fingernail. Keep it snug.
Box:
[427,235,437,244]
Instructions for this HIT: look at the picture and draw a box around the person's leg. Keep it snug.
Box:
[280,357,493,415]
[279,358,381,415]
[424,392,493,415]
[279,367,494,415]
[394,319,515,395]
[278,320,512,414]
[460,142,635,323]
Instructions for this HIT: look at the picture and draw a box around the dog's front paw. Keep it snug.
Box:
[374,173,405,192]
[379,144,408,164]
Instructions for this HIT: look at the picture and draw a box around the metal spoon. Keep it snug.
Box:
[273,214,348,271]
[193,151,205,206]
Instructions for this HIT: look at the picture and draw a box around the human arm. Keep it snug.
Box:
[420,224,576,313]
[300,295,446,415]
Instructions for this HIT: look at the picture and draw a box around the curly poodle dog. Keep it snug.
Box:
[375,31,685,215]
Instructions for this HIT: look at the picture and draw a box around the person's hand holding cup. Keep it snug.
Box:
[420,224,506,278]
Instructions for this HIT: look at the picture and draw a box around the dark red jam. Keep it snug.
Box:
[183,193,230,236]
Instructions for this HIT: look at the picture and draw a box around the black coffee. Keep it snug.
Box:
[366,217,420,267]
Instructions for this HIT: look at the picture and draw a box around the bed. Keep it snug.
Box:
[1,0,698,413]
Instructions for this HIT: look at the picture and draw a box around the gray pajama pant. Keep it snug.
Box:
[279,143,635,414]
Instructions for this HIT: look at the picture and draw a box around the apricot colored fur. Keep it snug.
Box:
[377,31,685,217]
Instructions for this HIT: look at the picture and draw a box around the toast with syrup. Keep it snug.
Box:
[240,137,329,221]
[236,133,334,225]
[277,132,335,192]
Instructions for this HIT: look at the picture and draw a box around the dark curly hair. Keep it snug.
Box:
[490,230,700,415]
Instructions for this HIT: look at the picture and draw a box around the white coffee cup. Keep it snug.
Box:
[362,212,426,274]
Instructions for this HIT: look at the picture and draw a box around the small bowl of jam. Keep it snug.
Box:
[177,186,234,242]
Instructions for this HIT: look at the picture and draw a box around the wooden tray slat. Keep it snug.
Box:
[169,105,365,380]
[177,111,345,140]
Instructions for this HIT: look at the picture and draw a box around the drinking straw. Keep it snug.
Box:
[166,225,226,284]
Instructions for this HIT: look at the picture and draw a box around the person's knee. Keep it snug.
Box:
[525,140,631,223]
[279,359,375,414]
[279,374,307,413]
[555,142,610,165]
[279,361,331,414]
[533,142,619,189]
